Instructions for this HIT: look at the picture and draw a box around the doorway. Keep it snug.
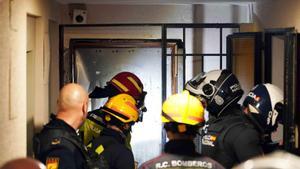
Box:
[264,29,297,151]
[227,28,298,152]
[26,15,37,156]
[68,39,183,165]
[60,24,240,163]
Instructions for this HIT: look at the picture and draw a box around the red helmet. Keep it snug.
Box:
[108,72,144,100]
[89,71,147,121]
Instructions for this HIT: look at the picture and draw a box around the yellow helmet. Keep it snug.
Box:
[162,90,204,125]
[102,93,139,123]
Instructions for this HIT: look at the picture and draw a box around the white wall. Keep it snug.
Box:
[49,21,60,115]
[61,4,195,48]
[61,4,194,24]
[195,4,250,23]
[254,0,300,30]
[0,0,59,165]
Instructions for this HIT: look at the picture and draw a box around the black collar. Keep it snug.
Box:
[47,117,77,135]
[101,127,126,144]
[164,139,199,157]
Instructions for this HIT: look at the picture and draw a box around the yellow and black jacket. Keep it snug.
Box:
[87,127,135,169]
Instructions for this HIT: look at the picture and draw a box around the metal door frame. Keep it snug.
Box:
[59,23,240,149]
[226,28,298,153]
[264,28,297,152]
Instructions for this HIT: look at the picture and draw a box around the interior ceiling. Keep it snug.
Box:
[55,0,255,5]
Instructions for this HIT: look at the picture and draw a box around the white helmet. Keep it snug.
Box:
[243,83,284,133]
[185,69,244,117]
[233,151,300,169]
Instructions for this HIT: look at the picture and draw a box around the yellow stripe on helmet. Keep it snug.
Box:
[112,79,129,92]
[127,77,142,93]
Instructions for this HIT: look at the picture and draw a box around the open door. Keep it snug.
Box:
[297,34,300,152]
[264,28,297,152]
[227,29,298,153]
[226,32,263,100]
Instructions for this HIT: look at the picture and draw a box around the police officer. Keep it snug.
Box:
[80,71,147,148]
[243,83,284,154]
[33,83,91,169]
[139,91,225,169]
[185,69,263,169]
[87,93,139,169]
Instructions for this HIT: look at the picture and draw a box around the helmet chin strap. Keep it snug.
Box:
[216,96,241,117]
[107,124,128,139]
[246,113,265,133]
[122,123,133,135]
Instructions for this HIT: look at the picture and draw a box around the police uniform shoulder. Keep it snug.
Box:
[49,137,70,147]
[49,135,79,151]
[51,138,62,145]
[229,125,260,142]
[224,121,258,141]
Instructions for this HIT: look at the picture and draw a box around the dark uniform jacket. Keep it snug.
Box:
[33,118,89,169]
[139,139,225,169]
[88,127,135,169]
[201,105,263,169]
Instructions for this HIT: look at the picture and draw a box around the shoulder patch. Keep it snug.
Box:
[46,157,59,169]
[51,138,61,145]
[95,145,104,155]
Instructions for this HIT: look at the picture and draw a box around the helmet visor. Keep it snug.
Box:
[188,73,206,88]
[137,91,147,122]
[188,73,215,99]
[274,101,284,124]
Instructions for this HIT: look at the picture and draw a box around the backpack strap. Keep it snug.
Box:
[34,127,107,169]
[87,136,119,169]
[88,136,119,156]
[87,109,106,127]
[59,132,108,169]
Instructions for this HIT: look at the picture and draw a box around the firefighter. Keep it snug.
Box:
[139,91,225,169]
[80,71,147,149]
[87,93,139,169]
[243,83,284,154]
[185,69,263,169]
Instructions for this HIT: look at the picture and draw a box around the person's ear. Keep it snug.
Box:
[122,123,129,130]
[82,100,88,117]
[166,131,174,140]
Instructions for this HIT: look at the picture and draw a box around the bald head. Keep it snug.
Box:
[0,158,45,169]
[56,83,88,129]
[58,83,88,112]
